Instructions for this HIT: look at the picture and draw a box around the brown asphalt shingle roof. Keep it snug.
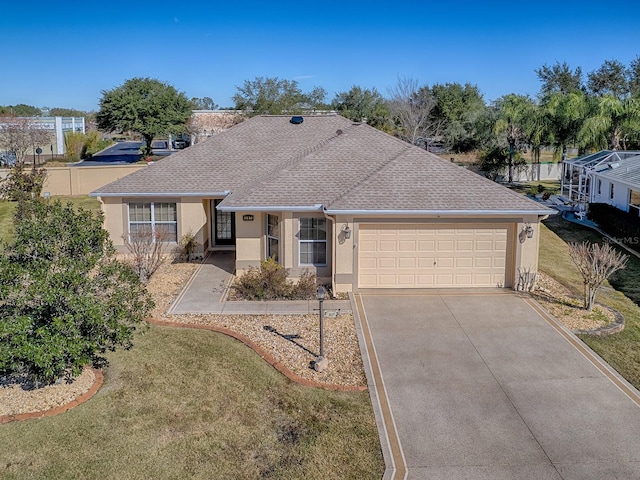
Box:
[92,114,553,215]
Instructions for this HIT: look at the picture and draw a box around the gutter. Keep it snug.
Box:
[217,204,324,212]
[323,208,556,216]
[89,191,230,198]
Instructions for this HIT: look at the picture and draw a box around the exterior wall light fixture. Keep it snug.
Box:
[342,223,351,239]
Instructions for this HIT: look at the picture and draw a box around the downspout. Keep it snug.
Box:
[323,209,337,295]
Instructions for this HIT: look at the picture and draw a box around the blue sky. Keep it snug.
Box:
[2,1,639,111]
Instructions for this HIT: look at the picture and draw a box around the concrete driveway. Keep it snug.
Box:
[355,293,640,480]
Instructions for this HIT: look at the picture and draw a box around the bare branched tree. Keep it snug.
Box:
[0,116,52,164]
[123,226,168,283]
[387,77,437,147]
[185,111,244,144]
[568,241,628,311]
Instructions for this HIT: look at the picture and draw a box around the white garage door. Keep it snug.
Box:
[358,223,508,288]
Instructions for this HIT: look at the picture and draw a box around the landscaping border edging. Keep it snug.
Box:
[0,368,104,424]
[573,304,625,337]
[147,318,367,392]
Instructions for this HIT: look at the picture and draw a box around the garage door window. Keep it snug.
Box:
[299,218,327,266]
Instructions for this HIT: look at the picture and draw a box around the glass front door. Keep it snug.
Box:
[212,200,235,246]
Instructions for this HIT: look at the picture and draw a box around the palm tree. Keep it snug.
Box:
[542,90,588,160]
[579,95,640,150]
[494,94,537,182]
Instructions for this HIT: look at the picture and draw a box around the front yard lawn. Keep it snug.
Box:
[0,196,101,243]
[0,326,383,479]
[540,215,640,388]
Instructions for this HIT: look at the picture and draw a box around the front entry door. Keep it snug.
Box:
[212,199,235,246]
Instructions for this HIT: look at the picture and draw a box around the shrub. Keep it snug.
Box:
[0,198,153,385]
[537,184,546,193]
[179,230,199,261]
[233,258,318,300]
[292,271,318,300]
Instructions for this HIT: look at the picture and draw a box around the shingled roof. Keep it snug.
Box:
[92,114,553,215]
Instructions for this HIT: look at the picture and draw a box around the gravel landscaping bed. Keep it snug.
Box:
[8,257,614,418]
[1,257,366,418]
[533,272,616,331]
[148,261,367,387]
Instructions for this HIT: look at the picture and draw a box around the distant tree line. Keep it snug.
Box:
[5,55,639,181]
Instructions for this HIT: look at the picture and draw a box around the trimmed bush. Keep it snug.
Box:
[233,258,318,300]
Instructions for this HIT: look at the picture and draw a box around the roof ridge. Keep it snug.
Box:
[325,143,414,208]
[227,121,360,200]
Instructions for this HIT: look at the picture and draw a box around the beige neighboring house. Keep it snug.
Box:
[90,114,554,294]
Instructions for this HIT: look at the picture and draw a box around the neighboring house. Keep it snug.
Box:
[187,110,244,145]
[589,155,640,217]
[90,114,553,293]
[561,150,640,206]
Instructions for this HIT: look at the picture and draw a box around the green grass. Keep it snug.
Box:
[0,196,101,243]
[0,326,383,479]
[540,215,640,388]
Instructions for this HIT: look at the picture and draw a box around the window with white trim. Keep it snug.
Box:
[128,202,177,242]
[610,183,615,200]
[266,214,279,262]
[299,217,327,266]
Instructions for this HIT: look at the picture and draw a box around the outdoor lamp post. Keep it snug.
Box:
[314,286,329,372]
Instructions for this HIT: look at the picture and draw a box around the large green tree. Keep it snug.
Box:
[428,82,487,152]
[232,76,327,115]
[542,90,588,159]
[96,77,193,156]
[587,59,630,99]
[331,85,391,130]
[0,104,42,116]
[0,199,153,385]
[536,61,584,96]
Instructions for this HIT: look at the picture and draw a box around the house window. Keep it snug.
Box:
[266,214,279,262]
[610,183,615,200]
[597,179,602,195]
[128,202,177,242]
[299,217,327,266]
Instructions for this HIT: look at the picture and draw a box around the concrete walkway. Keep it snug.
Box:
[168,251,351,315]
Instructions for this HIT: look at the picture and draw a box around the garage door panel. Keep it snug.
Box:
[358,223,508,288]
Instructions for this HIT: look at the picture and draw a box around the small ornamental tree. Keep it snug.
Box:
[0,162,47,201]
[568,241,629,311]
[0,199,153,385]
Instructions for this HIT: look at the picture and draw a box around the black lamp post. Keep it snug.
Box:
[314,286,328,372]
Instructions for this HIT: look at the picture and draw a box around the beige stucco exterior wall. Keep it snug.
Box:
[42,165,145,196]
[235,212,264,273]
[179,198,208,254]
[100,197,126,248]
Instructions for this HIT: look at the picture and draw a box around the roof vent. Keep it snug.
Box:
[336,129,343,135]
[290,116,304,125]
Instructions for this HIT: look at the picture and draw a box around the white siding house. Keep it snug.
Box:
[590,156,640,217]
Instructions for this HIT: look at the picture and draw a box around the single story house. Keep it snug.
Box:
[589,155,640,217]
[90,114,554,293]
[561,150,640,206]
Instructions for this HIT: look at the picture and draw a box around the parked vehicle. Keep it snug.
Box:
[0,151,17,167]
[172,139,187,149]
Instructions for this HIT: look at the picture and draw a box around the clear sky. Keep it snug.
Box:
[1,1,639,112]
